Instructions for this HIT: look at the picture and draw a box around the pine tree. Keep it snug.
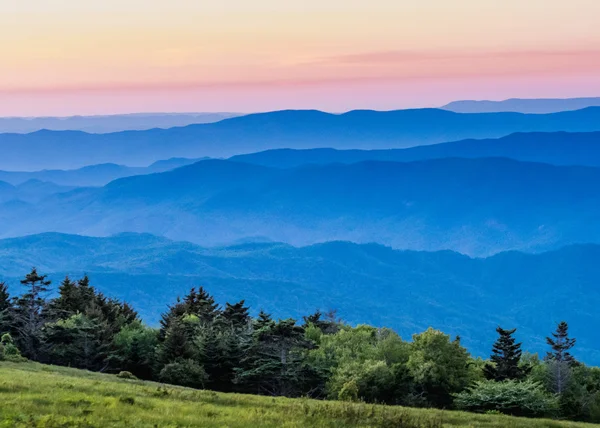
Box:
[186,287,220,323]
[222,300,250,328]
[159,299,187,340]
[254,310,274,331]
[0,282,13,334]
[484,327,530,381]
[303,309,340,335]
[238,318,312,396]
[157,319,197,365]
[547,321,576,365]
[12,268,51,360]
[47,276,79,319]
[546,321,577,394]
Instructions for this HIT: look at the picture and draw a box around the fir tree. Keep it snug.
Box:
[254,310,274,332]
[547,321,576,365]
[47,276,79,319]
[157,319,197,365]
[546,321,577,394]
[159,299,187,340]
[0,282,13,334]
[222,300,250,328]
[238,318,312,396]
[185,287,220,323]
[484,327,530,381]
[13,268,51,360]
[303,309,340,335]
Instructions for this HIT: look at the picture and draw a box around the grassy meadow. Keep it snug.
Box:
[0,361,598,428]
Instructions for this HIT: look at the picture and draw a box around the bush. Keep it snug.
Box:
[0,333,26,362]
[116,371,137,380]
[159,359,208,389]
[338,380,359,402]
[454,379,558,418]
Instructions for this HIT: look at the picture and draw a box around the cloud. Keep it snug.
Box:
[319,48,600,65]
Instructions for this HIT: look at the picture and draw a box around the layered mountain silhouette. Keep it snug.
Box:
[0,112,240,134]
[442,97,600,113]
[1,232,599,362]
[1,158,599,256]
[4,108,600,170]
[0,157,206,186]
[231,131,600,168]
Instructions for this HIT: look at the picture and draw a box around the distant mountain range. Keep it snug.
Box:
[231,131,600,168]
[4,108,600,170]
[0,157,206,187]
[1,157,599,256]
[1,232,599,363]
[0,112,240,134]
[442,97,600,114]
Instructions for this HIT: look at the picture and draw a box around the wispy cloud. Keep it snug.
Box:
[317,48,600,65]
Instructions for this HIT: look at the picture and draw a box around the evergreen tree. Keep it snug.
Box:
[484,327,530,381]
[185,287,220,323]
[303,309,340,335]
[157,318,197,365]
[237,318,312,396]
[46,276,79,319]
[254,310,274,331]
[547,321,576,365]
[222,300,250,328]
[0,282,13,334]
[546,321,577,395]
[12,268,51,360]
[159,298,187,340]
[43,313,108,370]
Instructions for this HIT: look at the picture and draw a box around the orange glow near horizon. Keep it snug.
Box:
[1,0,600,115]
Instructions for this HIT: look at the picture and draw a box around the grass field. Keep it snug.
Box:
[1,361,598,428]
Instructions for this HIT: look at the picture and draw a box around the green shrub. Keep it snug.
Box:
[159,359,208,389]
[338,379,359,402]
[116,371,137,380]
[454,379,558,418]
[0,333,26,362]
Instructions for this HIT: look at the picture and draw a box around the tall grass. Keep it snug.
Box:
[0,361,596,427]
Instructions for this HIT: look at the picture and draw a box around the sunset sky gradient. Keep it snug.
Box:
[2,0,600,115]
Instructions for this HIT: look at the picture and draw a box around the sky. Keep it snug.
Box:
[1,0,600,116]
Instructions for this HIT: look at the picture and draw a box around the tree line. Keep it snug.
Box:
[1,269,600,422]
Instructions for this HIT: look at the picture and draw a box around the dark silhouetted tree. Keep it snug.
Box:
[12,268,51,359]
[484,327,530,381]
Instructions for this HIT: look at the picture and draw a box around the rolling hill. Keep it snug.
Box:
[4,108,600,170]
[1,233,600,362]
[1,361,583,428]
[0,112,240,134]
[0,157,206,187]
[0,158,598,255]
[442,97,600,114]
[231,131,600,168]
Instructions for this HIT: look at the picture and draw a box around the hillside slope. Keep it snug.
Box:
[1,233,600,362]
[1,158,599,255]
[0,361,593,428]
[4,108,600,169]
[231,131,600,168]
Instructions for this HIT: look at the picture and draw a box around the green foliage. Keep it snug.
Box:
[111,321,158,379]
[116,371,137,380]
[338,379,359,401]
[454,379,559,418]
[0,333,26,362]
[407,328,476,408]
[159,359,208,389]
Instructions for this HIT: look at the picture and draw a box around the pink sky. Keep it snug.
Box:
[1,0,600,116]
